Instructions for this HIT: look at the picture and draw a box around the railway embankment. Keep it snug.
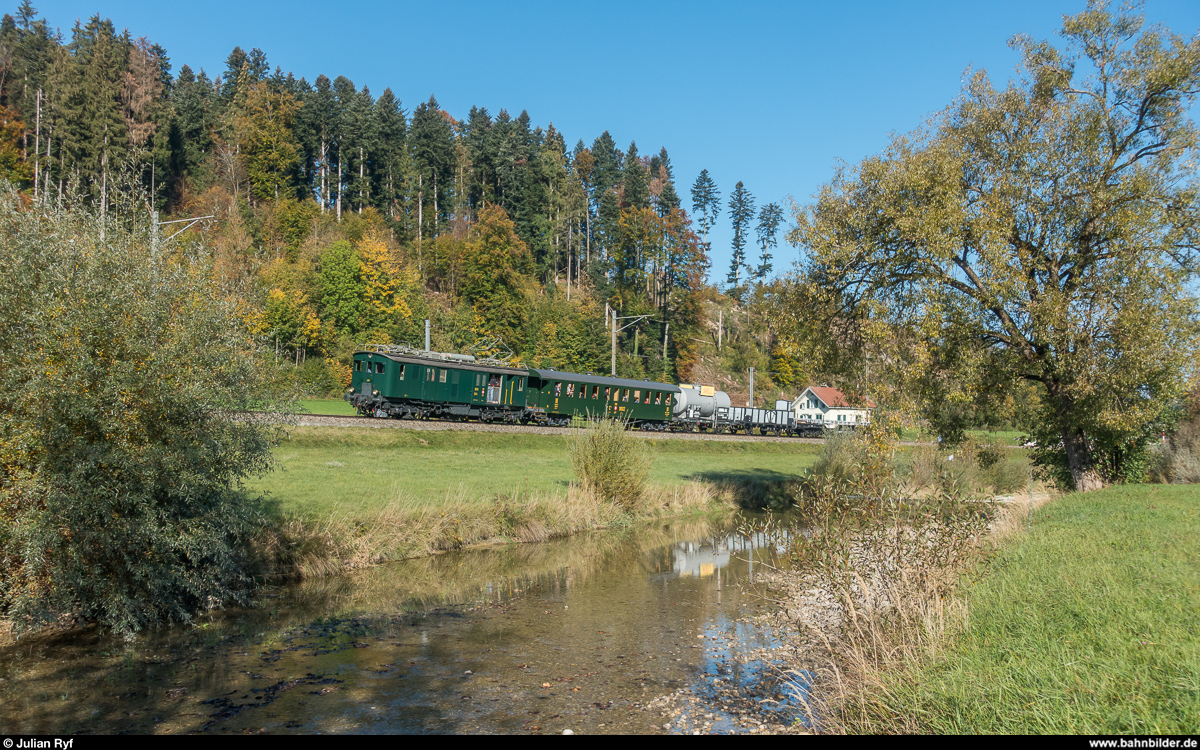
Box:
[758,483,1200,734]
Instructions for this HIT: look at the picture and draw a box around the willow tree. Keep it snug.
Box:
[786,3,1200,491]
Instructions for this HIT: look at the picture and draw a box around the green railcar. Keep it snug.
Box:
[524,368,680,428]
[348,347,530,422]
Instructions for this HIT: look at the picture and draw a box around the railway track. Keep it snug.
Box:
[292,412,825,445]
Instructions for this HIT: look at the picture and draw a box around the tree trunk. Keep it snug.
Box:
[1062,429,1105,492]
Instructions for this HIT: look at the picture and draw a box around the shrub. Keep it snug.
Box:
[566,419,654,511]
[0,191,289,635]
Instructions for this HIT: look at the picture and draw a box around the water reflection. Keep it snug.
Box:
[0,513,807,734]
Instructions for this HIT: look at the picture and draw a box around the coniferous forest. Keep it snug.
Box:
[0,2,800,400]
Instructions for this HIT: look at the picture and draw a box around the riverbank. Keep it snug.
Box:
[766,483,1200,734]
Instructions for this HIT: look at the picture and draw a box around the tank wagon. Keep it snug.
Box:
[346,345,851,437]
[671,385,829,437]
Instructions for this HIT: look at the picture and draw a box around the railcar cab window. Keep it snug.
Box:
[355,361,362,371]
[439,370,448,383]
[555,383,562,397]
[399,365,406,380]
[374,362,385,374]
[517,379,523,391]
[426,368,436,382]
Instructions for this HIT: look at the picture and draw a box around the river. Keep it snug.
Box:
[0,514,807,735]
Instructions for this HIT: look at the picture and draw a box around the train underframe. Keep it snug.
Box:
[345,393,851,436]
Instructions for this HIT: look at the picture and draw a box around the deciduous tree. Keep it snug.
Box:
[786,2,1200,490]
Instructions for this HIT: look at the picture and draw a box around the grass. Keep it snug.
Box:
[245,425,822,578]
[247,426,821,518]
[819,483,1200,734]
[298,398,356,416]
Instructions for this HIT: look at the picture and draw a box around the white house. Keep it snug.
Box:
[791,386,874,426]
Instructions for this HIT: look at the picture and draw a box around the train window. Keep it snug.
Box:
[555,383,562,396]
[623,389,629,402]
[645,391,652,404]
[426,368,435,382]
[566,383,575,398]
[633,390,640,402]
[354,361,362,372]
[605,387,611,400]
[517,379,523,391]
[655,392,662,405]
[439,370,448,383]
[399,365,406,380]
[375,362,385,374]
[592,386,599,400]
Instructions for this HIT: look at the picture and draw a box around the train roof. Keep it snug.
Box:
[525,368,682,393]
[356,349,529,377]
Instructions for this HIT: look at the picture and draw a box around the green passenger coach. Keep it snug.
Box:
[524,368,680,429]
[349,346,529,423]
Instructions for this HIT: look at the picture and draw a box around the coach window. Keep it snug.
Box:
[633,390,640,403]
[655,392,662,405]
[605,387,611,400]
[623,389,629,402]
[592,386,599,400]
[440,370,448,383]
[566,383,575,398]
[645,391,652,404]
[555,382,562,396]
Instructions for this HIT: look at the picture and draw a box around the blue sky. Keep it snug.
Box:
[34,0,1200,284]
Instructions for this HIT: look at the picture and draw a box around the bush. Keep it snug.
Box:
[566,419,654,511]
[1161,416,1200,484]
[0,191,289,635]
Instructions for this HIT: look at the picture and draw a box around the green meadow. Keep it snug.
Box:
[247,426,821,517]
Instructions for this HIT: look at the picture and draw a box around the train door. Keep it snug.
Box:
[487,374,502,404]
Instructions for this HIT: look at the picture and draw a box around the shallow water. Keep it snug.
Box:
[0,514,804,734]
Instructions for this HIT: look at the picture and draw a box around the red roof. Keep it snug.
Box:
[807,386,875,409]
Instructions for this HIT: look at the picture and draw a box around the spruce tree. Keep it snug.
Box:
[754,202,782,282]
[726,181,754,289]
[690,168,720,249]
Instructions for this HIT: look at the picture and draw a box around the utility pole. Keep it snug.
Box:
[612,308,617,376]
[749,367,755,407]
[611,310,650,376]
